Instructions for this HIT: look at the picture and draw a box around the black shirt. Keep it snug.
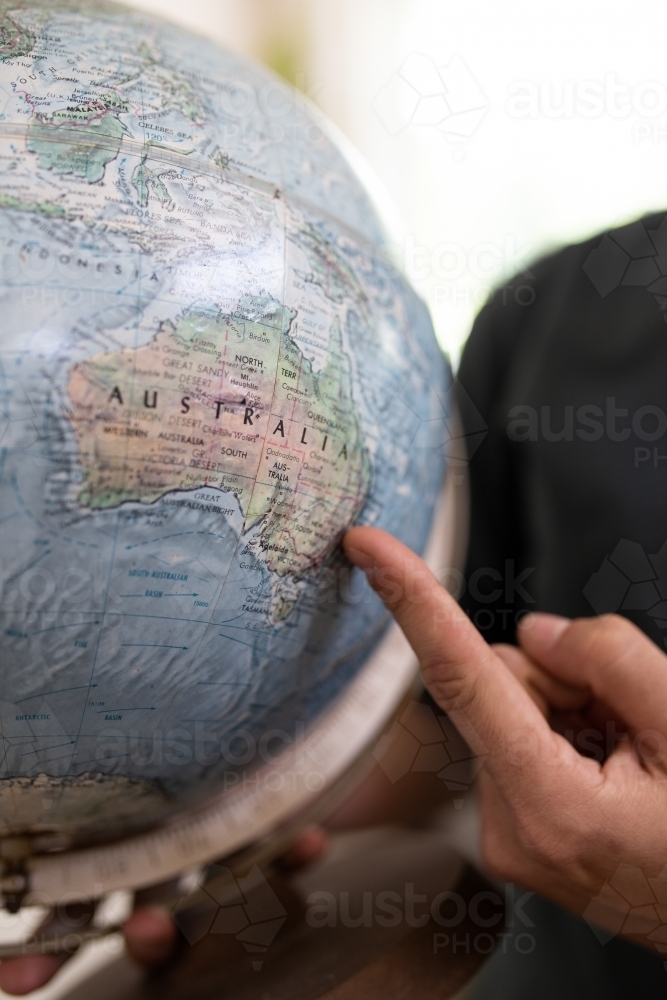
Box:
[458,212,667,650]
[457,214,667,998]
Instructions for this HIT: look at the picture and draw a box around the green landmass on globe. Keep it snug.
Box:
[0,0,449,846]
[68,294,371,593]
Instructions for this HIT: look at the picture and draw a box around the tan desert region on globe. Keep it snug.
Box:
[0,0,449,850]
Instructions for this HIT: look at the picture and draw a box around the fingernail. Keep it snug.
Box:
[519,612,570,648]
[344,545,375,570]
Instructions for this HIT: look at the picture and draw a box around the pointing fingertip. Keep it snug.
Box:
[343,544,375,570]
[519,612,570,648]
[342,528,377,568]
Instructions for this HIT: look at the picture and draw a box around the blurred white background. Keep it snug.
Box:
[116,0,667,363]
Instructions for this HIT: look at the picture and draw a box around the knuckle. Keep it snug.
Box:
[422,660,479,714]
[568,614,636,660]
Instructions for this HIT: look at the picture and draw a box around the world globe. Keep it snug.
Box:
[0,0,450,864]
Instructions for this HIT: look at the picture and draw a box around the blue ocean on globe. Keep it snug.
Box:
[0,0,450,844]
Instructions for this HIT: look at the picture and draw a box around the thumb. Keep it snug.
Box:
[518,612,667,737]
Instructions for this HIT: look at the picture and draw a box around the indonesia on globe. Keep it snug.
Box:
[0,0,450,855]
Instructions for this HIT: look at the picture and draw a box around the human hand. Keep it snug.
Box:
[343,525,667,952]
[0,903,178,996]
[0,829,328,994]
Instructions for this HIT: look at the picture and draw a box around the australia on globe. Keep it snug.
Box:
[0,0,450,848]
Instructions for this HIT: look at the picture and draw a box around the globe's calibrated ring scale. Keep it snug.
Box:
[0,0,451,877]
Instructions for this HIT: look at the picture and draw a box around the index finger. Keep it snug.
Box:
[343,526,575,793]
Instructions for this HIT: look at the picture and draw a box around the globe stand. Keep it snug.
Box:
[40,832,500,1000]
[0,469,467,988]
[0,837,34,913]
